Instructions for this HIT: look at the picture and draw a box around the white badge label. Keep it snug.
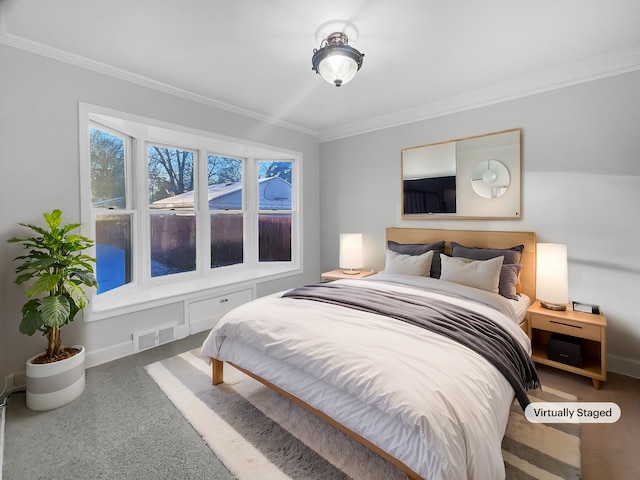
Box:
[525,402,621,423]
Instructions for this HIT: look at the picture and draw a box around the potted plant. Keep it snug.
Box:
[8,209,97,410]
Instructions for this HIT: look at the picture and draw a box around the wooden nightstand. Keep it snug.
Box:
[527,300,607,389]
[321,269,376,281]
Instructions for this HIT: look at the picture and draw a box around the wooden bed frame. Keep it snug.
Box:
[210,228,537,480]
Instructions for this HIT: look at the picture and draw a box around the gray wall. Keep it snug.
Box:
[0,44,321,379]
[320,71,640,377]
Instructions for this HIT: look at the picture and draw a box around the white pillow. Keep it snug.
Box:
[384,249,434,276]
[439,255,504,293]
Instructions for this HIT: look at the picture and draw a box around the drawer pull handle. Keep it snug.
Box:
[550,320,581,329]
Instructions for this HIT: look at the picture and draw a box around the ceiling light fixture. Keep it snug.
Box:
[312,20,364,87]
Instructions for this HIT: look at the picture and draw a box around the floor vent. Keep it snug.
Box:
[133,324,177,353]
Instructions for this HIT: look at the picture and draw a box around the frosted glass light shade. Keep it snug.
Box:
[536,243,569,310]
[339,233,363,273]
[318,54,359,86]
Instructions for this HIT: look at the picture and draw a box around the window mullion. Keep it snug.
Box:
[292,157,301,268]
[197,148,210,272]
[138,140,152,285]
[125,136,138,287]
[245,157,258,267]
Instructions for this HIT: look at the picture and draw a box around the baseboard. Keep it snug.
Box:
[2,342,137,395]
[1,397,6,480]
[607,354,640,379]
[85,341,133,369]
[85,325,189,369]
[3,327,192,398]
[2,372,26,396]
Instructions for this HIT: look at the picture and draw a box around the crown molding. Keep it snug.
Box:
[2,19,639,145]
[319,46,640,143]
[0,28,320,138]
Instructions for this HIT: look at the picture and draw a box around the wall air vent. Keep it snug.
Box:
[158,325,175,345]
[133,323,177,353]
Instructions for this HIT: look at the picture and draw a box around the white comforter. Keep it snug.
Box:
[201,274,533,480]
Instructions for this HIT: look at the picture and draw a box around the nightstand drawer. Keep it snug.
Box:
[530,313,601,341]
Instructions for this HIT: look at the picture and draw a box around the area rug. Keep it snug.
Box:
[145,349,581,480]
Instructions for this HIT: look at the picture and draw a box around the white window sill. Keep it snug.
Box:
[85,265,300,322]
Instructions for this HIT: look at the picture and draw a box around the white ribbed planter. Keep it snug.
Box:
[25,345,86,411]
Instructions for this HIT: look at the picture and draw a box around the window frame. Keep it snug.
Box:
[255,158,297,264]
[88,122,139,296]
[145,141,200,281]
[206,153,246,271]
[79,104,303,321]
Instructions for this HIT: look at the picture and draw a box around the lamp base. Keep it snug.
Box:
[342,269,360,275]
[540,301,567,311]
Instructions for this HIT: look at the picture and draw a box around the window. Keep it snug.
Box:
[258,160,293,262]
[89,126,133,294]
[147,144,197,277]
[209,155,244,268]
[82,106,301,316]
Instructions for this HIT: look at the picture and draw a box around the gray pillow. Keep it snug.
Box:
[499,263,522,300]
[450,242,524,299]
[450,242,524,265]
[387,240,445,278]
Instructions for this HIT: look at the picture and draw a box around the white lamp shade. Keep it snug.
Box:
[339,233,363,270]
[536,243,569,307]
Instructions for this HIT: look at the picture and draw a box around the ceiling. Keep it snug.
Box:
[2,0,640,141]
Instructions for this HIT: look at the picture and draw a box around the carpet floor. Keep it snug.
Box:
[3,334,234,480]
[147,349,582,480]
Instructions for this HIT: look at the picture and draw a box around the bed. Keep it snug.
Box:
[201,228,539,480]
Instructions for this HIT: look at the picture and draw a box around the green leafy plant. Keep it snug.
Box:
[8,209,98,361]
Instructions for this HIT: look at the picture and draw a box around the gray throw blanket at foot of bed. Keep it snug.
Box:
[282,283,540,409]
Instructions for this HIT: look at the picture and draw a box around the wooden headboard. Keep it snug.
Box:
[386,228,537,301]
